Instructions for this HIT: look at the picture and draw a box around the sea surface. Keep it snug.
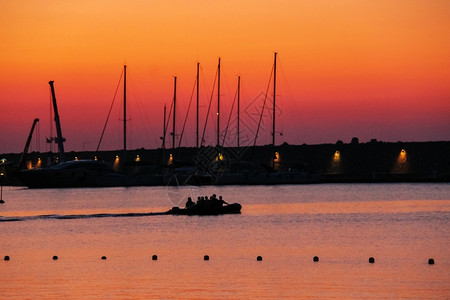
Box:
[0,183,449,299]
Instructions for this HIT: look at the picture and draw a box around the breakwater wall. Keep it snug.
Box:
[1,141,449,185]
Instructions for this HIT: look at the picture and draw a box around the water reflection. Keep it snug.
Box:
[1,184,449,299]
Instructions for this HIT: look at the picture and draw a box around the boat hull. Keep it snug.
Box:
[167,203,242,216]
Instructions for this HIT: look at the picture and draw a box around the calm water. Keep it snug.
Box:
[1,183,449,299]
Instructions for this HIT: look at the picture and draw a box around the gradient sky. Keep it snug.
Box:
[1,0,449,154]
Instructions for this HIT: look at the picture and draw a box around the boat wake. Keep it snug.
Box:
[0,211,168,222]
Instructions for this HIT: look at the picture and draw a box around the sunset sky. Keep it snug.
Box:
[1,0,449,154]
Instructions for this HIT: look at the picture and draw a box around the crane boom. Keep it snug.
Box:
[19,118,40,169]
[48,81,65,163]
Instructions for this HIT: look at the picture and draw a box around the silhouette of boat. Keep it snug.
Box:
[166,202,242,215]
[17,159,129,188]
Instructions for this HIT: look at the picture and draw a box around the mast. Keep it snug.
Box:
[48,81,65,163]
[162,104,166,149]
[196,62,199,148]
[172,76,177,149]
[123,64,127,165]
[272,52,277,148]
[217,57,221,146]
[237,76,240,148]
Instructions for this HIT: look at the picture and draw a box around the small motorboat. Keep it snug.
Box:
[166,202,242,216]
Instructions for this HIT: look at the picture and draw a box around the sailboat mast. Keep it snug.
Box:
[217,57,221,146]
[237,76,240,148]
[48,81,65,163]
[162,104,166,149]
[172,76,177,149]
[196,62,199,148]
[123,64,127,164]
[272,52,277,148]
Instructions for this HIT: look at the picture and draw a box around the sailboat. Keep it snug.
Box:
[163,62,216,186]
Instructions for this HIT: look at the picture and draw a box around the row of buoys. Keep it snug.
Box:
[3,255,437,264]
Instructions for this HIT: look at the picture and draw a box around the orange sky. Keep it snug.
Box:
[1,0,449,153]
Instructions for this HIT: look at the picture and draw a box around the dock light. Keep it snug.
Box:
[397,149,407,164]
[329,150,341,173]
[0,158,6,164]
[274,152,280,163]
[94,156,98,161]
[36,158,42,168]
[74,157,78,161]
[333,151,340,163]
[216,153,224,161]
[168,154,173,166]
[114,156,120,171]
[393,148,408,173]
[135,155,141,162]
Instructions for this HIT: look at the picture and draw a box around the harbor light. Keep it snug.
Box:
[94,156,98,161]
[216,153,224,161]
[393,148,408,173]
[168,154,173,166]
[36,158,42,168]
[114,156,120,171]
[329,150,341,173]
[274,152,280,163]
[75,157,78,161]
[333,151,341,163]
[273,152,280,170]
[135,155,141,162]
[399,149,407,163]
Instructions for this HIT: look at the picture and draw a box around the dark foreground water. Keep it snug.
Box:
[1,183,449,299]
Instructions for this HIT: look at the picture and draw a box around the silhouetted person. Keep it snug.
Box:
[211,195,228,209]
[218,196,228,205]
[185,197,195,208]
[196,196,205,209]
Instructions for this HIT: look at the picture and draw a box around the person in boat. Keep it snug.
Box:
[196,196,205,209]
[211,195,228,209]
[203,196,211,210]
[218,196,228,206]
[185,197,195,208]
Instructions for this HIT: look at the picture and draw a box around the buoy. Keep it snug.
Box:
[101,256,107,260]
[313,256,319,262]
[428,258,435,265]
[257,256,263,261]
[53,255,58,260]
[152,255,158,261]
[369,257,375,263]
[4,255,10,261]
[204,255,209,261]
